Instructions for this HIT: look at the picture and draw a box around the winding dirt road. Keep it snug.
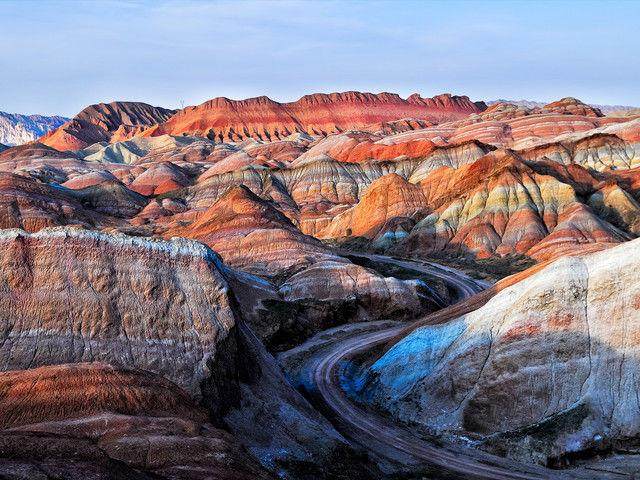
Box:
[307,253,582,479]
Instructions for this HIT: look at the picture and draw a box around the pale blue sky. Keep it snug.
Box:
[1,0,638,116]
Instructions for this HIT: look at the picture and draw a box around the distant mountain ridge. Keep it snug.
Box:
[143,91,487,143]
[488,98,639,116]
[0,111,68,146]
[40,92,486,150]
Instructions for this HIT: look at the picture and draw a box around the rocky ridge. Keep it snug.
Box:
[138,91,486,142]
[41,102,176,151]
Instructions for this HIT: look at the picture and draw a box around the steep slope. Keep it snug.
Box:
[406,151,630,260]
[0,111,68,146]
[166,184,341,276]
[360,237,640,465]
[317,173,429,240]
[40,102,175,151]
[143,91,486,142]
[0,226,363,479]
[517,119,640,170]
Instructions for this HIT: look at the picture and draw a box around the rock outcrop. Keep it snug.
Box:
[279,260,431,321]
[360,237,640,464]
[311,150,631,261]
[71,179,148,217]
[0,172,96,230]
[0,227,236,396]
[0,226,362,479]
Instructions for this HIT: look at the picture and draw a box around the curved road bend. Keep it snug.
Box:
[342,251,488,300]
[310,253,581,480]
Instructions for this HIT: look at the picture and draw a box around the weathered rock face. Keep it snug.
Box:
[186,150,490,241]
[40,102,176,151]
[317,173,428,239]
[361,237,640,464]
[0,363,273,480]
[0,363,207,429]
[588,183,640,234]
[0,226,361,479]
[142,91,486,142]
[71,179,149,218]
[0,227,236,396]
[222,317,361,477]
[399,151,630,260]
[517,120,640,170]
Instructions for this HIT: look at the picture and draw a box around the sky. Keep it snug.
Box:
[1,0,638,117]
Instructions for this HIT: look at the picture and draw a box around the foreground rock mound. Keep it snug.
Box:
[361,237,640,464]
[0,227,364,478]
[0,363,273,480]
[0,227,236,395]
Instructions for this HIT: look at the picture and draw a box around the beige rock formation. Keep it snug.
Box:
[362,237,640,464]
